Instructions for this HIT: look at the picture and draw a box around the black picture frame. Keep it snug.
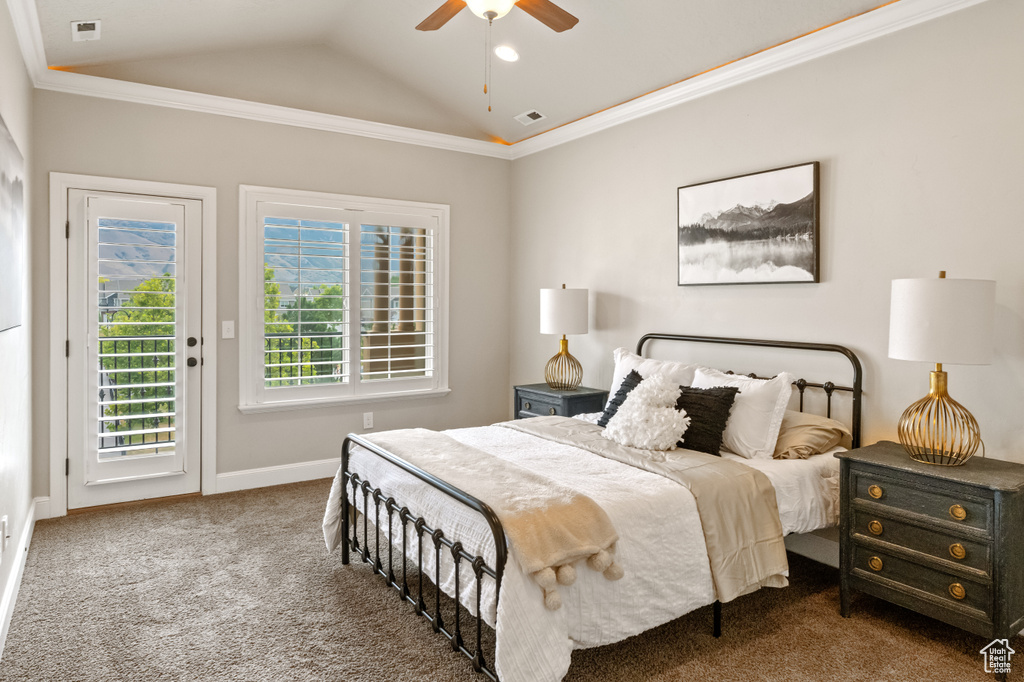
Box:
[677,161,819,286]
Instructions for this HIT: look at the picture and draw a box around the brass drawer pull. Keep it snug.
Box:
[523,401,531,410]
[949,583,966,600]
[949,543,967,560]
[549,407,557,415]
[867,520,883,535]
[868,485,883,499]
[868,556,883,571]
[949,504,967,521]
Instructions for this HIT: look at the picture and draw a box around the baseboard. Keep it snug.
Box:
[215,458,339,494]
[32,497,52,521]
[0,500,38,662]
[784,529,839,568]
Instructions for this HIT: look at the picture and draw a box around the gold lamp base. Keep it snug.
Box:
[897,365,981,466]
[545,336,582,391]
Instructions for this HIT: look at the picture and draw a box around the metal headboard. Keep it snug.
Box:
[636,333,864,449]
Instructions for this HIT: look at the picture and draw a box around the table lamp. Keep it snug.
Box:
[540,285,588,390]
[888,271,995,466]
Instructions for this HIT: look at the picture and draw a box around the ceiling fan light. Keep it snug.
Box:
[465,0,516,20]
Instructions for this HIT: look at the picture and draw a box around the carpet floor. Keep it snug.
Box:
[0,478,1016,681]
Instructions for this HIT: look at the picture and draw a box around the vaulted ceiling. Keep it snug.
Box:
[33,0,890,144]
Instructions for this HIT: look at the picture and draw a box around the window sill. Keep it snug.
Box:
[237,387,451,415]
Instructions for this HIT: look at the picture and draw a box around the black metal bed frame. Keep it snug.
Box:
[636,334,863,448]
[636,334,864,639]
[340,433,508,679]
[339,333,864,680]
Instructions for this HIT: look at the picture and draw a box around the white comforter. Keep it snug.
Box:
[323,423,840,682]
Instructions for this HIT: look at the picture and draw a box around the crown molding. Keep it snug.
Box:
[34,67,512,158]
[7,0,990,161]
[5,0,47,76]
[507,0,991,159]
[5,0,509,158]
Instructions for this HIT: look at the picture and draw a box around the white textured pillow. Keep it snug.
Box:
[603,374,691,451]
[606,348,701,407]
[691,368,795,459]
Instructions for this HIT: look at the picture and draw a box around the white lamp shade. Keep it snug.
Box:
[540,288,588,335]
[888,277,995,365]
[465,0,516,20]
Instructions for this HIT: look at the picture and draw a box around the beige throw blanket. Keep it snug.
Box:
[362,428,623,610]
[501,417,789,603]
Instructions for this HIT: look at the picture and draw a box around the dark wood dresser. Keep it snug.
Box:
[513,384,608,419]
[836,441,1024,645]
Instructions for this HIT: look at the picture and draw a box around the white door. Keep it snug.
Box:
[67,191,203,509]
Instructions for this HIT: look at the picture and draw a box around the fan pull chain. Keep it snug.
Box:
[484,18,493,112]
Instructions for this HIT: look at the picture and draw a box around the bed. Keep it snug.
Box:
[322,333,863,682]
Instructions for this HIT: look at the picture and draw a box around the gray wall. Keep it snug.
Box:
[509,0,1024,462]
[0,0,34,639]
[30,91,512,494]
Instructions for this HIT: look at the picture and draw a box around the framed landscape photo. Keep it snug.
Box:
[0,112,26,332]
[677,161,819,286]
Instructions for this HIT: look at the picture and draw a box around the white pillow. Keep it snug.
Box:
[606,348,701,406]
[603,374,691,451]
[691,368,795,459]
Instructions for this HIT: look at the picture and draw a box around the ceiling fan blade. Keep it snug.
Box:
[416,0,467,31]
[515,0,578,32]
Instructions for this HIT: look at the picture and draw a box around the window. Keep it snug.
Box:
[239,187,448,412]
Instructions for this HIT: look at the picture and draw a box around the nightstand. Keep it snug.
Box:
[513,384,608,420]
[836,441,1024,647]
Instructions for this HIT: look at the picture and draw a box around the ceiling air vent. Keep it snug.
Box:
[71,20,101,42]
[514,110,547,126]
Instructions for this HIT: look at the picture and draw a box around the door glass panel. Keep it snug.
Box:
[96,218,177,460]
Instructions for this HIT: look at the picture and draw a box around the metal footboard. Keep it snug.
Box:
[340,434,508,680]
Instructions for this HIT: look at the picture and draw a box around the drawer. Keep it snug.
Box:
[852,511,991,574]
[517,394,562,417]
[852,469,992,532]
[853,545,992,618]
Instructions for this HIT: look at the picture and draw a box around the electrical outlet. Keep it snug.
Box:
[363,412,374,429]
[1,515,8,554]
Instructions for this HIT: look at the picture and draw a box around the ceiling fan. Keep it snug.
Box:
[416,0,579,32]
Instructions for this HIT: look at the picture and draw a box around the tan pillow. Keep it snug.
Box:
[773,410,852,459]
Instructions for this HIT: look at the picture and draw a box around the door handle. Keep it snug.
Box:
[187,357,198,367]
[187,337,198,347]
